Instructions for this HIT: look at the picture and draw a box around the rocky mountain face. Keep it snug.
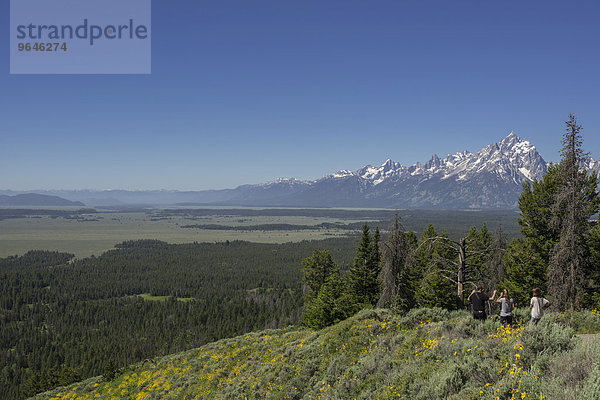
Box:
[227,132,549,209]
[4,132,598,209]
[583,158,600,177]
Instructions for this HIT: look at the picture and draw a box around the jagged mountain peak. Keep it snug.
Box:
[330,169,354,179]
[505,131,518,140]
[443,150,472,167]
[438,132,546,183]
[381,158,397,169]
[474,132,535,158]
[356,160,404,184]
[423,154,443,170]
[258,177,310,187]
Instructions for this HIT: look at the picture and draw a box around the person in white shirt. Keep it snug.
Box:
[530,288,550,324]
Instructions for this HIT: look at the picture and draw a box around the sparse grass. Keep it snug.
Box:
[547,309,600,334]
[136,293,196,303]
[29,308,600,400]
[0,212,357,258]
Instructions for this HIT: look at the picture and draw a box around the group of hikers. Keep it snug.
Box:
[467,286,550,324]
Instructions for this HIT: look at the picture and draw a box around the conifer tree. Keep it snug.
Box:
[505,164,562,302]
[347,224,380,306]
[378,214,413,311]
[587,224,600,305]
[517,163,562,260]
[301,249,337,300]
[353,224,373,267]
[303,271,348,329]
[414,225,456,310]
[502,238,546,307]
[506,115,599,310]
[547,114,599,310]
[372,226,381,274]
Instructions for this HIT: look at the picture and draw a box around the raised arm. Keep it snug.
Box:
[467,290,475,301]
[544,299,550,308]
[489,290,497,301]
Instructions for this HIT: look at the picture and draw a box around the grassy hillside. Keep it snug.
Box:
[31,308,600,400]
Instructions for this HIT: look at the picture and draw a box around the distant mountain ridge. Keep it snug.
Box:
[3,133,599,209]
[197,132,552,208]
[0,193,85,207]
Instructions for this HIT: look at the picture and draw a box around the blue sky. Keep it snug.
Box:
[2,0,600,190]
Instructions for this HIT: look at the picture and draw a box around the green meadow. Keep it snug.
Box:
[0,207,520,258]
[0,211,354,258]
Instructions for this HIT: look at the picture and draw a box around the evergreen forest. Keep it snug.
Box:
[0,239,358,399]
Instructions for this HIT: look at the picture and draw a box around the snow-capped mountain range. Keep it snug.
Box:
[331,132,545,187]
[217,131,597,209]
[2,132,598,209]
[232,132,547,209]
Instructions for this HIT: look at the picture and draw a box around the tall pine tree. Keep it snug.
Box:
[301,249,337,301]
[505,115,599,310]
[547,114,599,310]
[414,225,457,310]
[303,271,349,329]
[378,214,414,312]
[347,224,381,306]
[502,238,547,307]
[504,164,562,304]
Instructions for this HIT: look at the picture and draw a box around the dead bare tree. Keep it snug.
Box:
[418,231,503,309]
[378,213,413,311]
[484,225,507,290]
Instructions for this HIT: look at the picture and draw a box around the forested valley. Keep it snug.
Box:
[0,239,358,399]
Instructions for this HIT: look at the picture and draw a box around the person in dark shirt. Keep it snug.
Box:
[468,285,496,320]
